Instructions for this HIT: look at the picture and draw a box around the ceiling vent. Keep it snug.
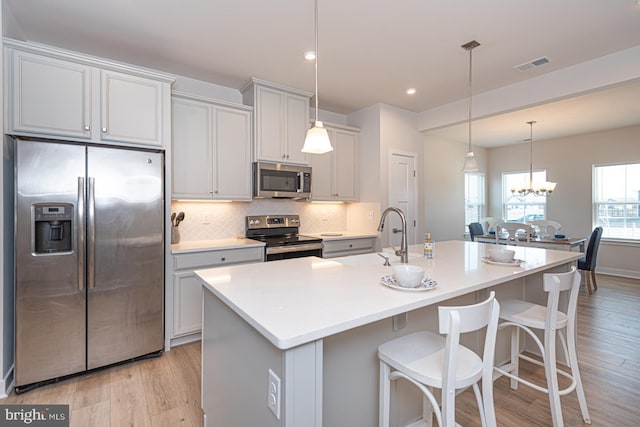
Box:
[514,56,550,72]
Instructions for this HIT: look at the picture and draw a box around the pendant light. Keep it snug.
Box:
[462,40,480,172]
[511,121,557,197]
[301,0,333,154]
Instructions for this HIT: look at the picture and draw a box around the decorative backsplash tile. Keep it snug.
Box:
[171,200,349,242]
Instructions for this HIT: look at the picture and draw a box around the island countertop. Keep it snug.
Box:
[195,240,581,350]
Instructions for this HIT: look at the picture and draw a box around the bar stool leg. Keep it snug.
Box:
[509,327,520,390]
[544,328,564,427]
[379,361,391,427]
[567,320,592,424]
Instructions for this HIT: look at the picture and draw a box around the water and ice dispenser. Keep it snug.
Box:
[33,203,73,254]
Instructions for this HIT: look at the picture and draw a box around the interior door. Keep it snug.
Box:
[86,146,164,369]
[388,152,417,247]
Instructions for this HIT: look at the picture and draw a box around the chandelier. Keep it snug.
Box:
[511,121,557,197]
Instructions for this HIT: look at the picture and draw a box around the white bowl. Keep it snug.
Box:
[489,248,515,263]
[392,265,424,288]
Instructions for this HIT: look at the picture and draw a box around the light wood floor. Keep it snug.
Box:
[3,274,639,426]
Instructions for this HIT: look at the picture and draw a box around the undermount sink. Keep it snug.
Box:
[334,249,424,268]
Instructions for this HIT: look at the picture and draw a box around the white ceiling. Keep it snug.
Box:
[4,0,640,146]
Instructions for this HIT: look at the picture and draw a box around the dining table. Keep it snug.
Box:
[474,234,587,252]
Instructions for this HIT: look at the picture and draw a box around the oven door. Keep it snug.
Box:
[253,162,311,198]
[265,243,323,261]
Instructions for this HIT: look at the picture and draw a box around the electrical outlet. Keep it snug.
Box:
[367,210,375,220]
[202,213,210,224]
[268,369,281,419]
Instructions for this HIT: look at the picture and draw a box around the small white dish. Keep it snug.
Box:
[482,256,524,267]
[488,248,516,263]
[392,264,425,288]
[380,275,438,291]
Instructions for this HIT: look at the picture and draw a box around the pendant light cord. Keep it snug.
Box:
[528,120,536,187]
[314,0,319,123]
[467,46,473,153]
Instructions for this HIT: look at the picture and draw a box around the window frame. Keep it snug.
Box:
[592,162,640,242]
[464,171,485,233]
[502,170,548,223]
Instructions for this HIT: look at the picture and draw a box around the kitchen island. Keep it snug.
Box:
[196,240,582,427]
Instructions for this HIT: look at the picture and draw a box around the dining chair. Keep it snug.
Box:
[468,222,484,241]
[480,217,503,234]
[494,267,590,427]
[529,220,562,238]
[378,292,500,427]
[495,222,534,244]
[577,226,603,295]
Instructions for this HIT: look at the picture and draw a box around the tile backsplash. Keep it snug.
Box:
[171,199,351,242]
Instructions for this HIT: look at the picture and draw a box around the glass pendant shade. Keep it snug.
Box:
[462,151,479,172]
[302,120,333,154]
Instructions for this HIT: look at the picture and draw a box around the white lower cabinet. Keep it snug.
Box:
[322,237,376,258]
[171,247,263,343]
[310,123,360,201]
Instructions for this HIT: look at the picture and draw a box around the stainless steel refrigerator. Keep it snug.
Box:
[14,138,164,391]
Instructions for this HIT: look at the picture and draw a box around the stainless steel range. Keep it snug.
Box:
[246,214,323,261]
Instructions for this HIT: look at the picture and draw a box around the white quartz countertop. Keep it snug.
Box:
[305,231,378,240]
[171,238,264,254]
[196,240,581,350]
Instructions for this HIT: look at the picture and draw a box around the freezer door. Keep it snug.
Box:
[15,140,87,387]
[86,146,164,369]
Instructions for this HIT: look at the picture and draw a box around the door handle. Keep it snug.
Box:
[392,228,402,234]
[77,177,85,291]
[88,177,96,290]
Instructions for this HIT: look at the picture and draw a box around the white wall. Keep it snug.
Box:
[423,135,488,243]
[488,125,640,278]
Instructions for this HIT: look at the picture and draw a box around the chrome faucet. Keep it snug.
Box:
[377,207,408,263]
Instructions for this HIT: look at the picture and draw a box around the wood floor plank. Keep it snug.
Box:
[109,363,152,427]
[71,400,110,427]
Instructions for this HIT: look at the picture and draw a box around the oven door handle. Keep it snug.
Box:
[266,243,323,255]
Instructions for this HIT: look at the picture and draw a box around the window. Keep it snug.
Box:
[502,171,547,222]
[465,172,485,230]
[593,163,640,240]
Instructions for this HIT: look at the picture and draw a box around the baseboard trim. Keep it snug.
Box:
[598,268,640,280]
[1,364,14,399]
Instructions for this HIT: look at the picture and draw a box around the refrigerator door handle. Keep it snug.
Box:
[77,177,85,291]
[88,177,96,290]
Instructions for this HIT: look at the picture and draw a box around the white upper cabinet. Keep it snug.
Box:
[310,123,360,202]
[9,50,92,139]
[5,40,172,149]
[172,93,252,201]
[241,78,312,165]
[100,70,164,146]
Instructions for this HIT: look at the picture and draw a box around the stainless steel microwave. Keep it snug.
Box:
[253,162,312,199]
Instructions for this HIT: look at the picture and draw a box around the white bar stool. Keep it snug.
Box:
[494,267,591,427]
[378,292,500,427]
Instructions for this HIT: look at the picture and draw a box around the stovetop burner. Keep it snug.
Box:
[246,214,322,246]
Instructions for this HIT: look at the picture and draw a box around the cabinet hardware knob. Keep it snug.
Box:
[221,257,226,262]
[84,125,90,131]
[101,127,107,133]
[286,154,290,159]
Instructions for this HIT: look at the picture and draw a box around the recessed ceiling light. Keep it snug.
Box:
[304,51,316,61]
[406,88,417,95]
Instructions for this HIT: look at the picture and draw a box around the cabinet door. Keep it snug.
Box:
[310,128,334,200]
[173,271,203,337]
[334,129,358,201]
[255,86,285,162]
[9,50,92,139]
[213,106,252,200]
[172,97,212,198]
[101,70,164,147]
[284,94,309,164]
